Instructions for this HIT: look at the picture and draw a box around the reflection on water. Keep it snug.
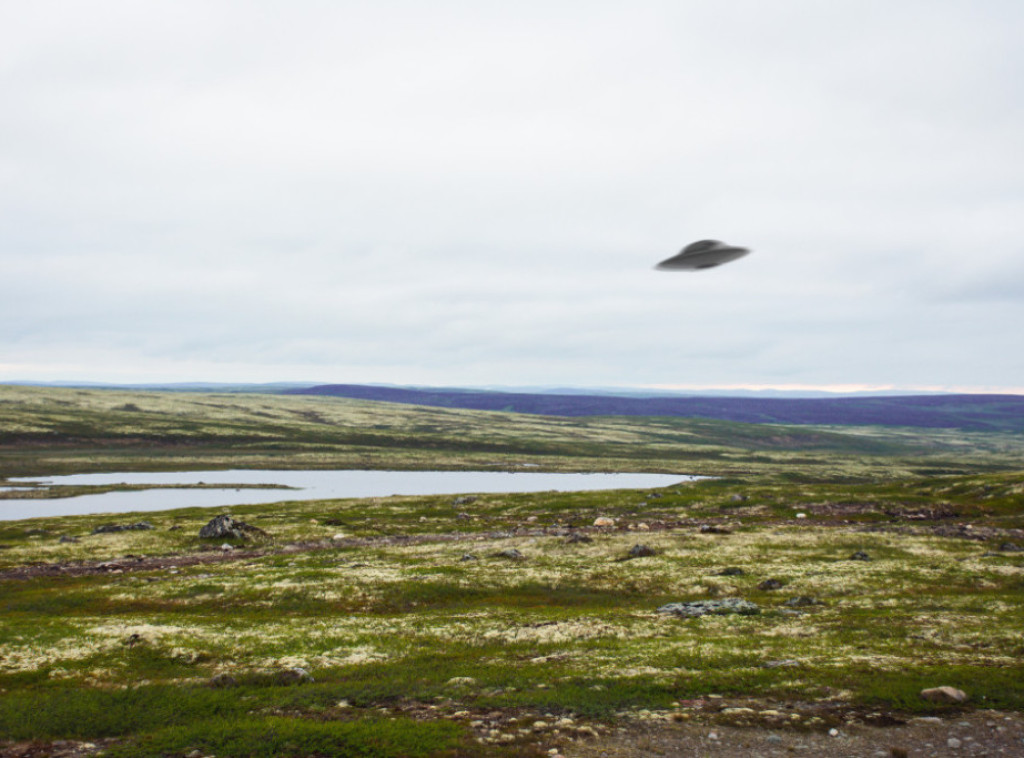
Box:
[2,469,697,521]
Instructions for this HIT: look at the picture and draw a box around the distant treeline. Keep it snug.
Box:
[284,385,1024,432]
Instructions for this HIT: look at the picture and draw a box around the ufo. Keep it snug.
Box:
[656,240,750,271]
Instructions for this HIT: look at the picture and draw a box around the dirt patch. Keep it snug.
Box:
[569,709,1024,758]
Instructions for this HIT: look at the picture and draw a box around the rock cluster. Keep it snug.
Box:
[198,514,268,541]
[657,598,760,618]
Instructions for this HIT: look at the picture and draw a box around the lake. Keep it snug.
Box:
[1,469,698,521]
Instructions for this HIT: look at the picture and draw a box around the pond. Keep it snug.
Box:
[1,470,698,521]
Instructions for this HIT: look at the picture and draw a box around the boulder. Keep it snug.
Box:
[920,686,968,704]
[198,514,268,541]
[758,578,785,591]
[593,517,616,528]
[657,598,760,618]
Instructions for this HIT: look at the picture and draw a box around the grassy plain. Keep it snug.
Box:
[1,386,1023,757]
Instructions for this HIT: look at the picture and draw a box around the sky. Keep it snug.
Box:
[2,1,1023,393]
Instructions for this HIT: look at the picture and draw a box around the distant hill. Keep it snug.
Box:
[285,384,1024,432]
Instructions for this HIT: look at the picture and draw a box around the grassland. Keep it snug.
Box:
[1,386,1023,757]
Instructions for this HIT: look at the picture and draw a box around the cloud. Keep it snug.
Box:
[1,1,1022,389]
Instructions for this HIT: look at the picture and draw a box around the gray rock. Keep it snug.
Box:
[198,514,268,541]
[920,686,968,704]
[58,535,80,543]
[493,548,525,561]
[999,542,1023,552]
[729,494,748,502]
[452,496,478,506]
[657,598,760,618]
[850,550,871,561]
[92,522,154,534]
[758,578,784,591]
[459,553,479,562]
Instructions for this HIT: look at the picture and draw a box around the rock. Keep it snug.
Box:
[593,517,616,527]
[657,598,760,618]
[761,659,801,668]
[699,524,731,534]
[459,553,479,561]
[92,522,154,534]
[452,496,478,506]
[209,672,238,688]
[758,578,785,591]
[795,512,807,519]
[198,514,268,541]
[850,550,871,561]
[566,532,593,544]
[623,544,657,560]
[493,548,525,561]
[784,596,824,607]
[715,567,745,576]
[219,543,234,552]
[920,686,968,704]
[58,535,79,543]
[277,667,313,684]
[729,494,748,502]
[947,737,962,749]
[331,533,346,541]
[447,676,477,686]
[999,542,1023,552]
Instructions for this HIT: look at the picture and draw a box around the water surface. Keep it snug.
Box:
[2,470,696,521]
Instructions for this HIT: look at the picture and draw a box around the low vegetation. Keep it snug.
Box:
[1,386,1022,756]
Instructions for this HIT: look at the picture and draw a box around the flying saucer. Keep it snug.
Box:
[656,240,750,271]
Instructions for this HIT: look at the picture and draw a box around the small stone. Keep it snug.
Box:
[276,667,313,684]
[716,567,745,576]
[699,524,731,534]
[795,512,807,519]
[758,578,784,591]
[566,532,593,544]
[220,543,234,552]
[459,553,479,561]
[766,734,783,744]
[209,672,238,688]
[593,517,616,527]
[635,522,650,531]
[446,676,477,686]
[625,544,657,559]
[784,596,824,607]
[708,731,719,740]
[58,535,80,543]
[920,686,968,704]
[332,533,346,541]
[947,737,962,748]
[828,728,839,737]
[850,550,871,561]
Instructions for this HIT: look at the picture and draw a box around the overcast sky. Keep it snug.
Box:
[2,1,1022,393]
